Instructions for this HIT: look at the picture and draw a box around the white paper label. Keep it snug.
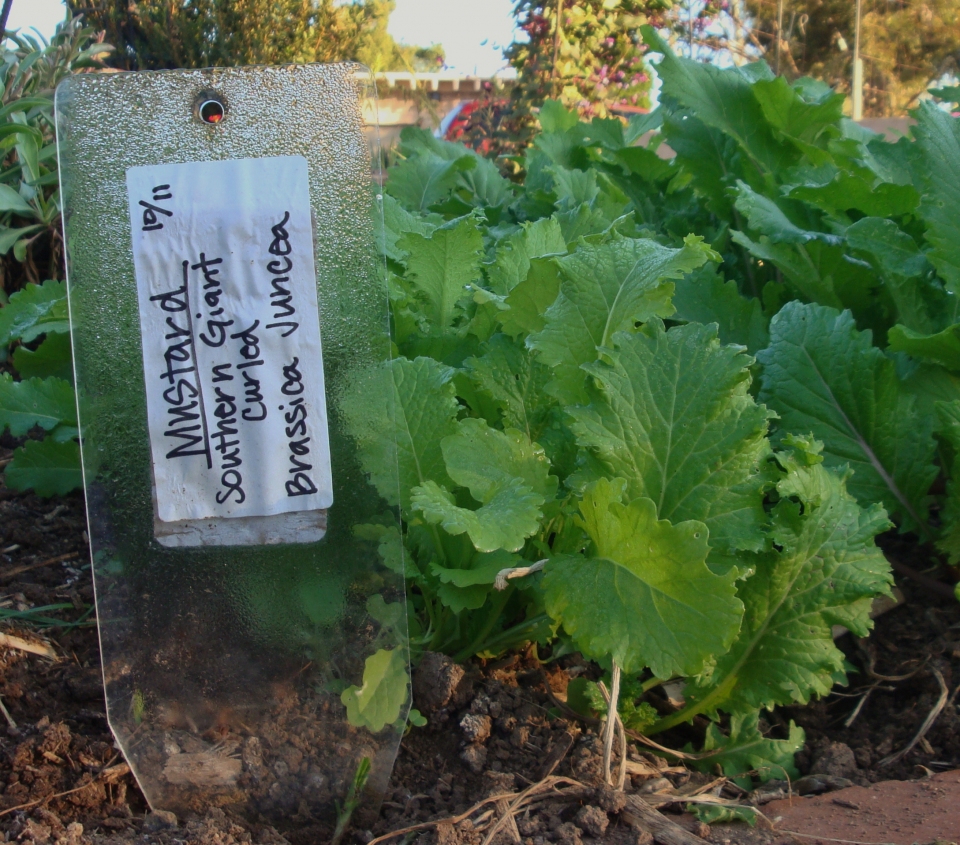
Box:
[127,156,333,523]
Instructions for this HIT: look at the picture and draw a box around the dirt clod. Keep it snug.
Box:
[809,740,858,778]
[638,777,672,794]
[460,713,492,744]
[459,744,487,774]
[413,653,465,713]
[593,786,627,813]
[573,805,608,838]
[142,810,178,832]
[554,821,582,845]
[794,774,855,794]
[434,821,458,845]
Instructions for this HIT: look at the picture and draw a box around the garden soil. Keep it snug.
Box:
[1,456,958,845]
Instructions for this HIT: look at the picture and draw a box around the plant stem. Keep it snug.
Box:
[331,757,371,845]
[649,673,736,735]
[0,0,14,41]
[428,524,448,566]
[641,675,667,693]
[602,661,621,786]
[551,0,562,98]
[460,612,549,661]
[452,586,513,662]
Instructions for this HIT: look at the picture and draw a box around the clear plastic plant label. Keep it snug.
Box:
[55,65,408,831]
[127,157,333,530]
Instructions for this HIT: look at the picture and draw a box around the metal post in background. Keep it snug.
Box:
[852,0,864,119]
[776,0,784,75]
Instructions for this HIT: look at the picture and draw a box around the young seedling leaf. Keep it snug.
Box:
[935,400,960,563]
[735,181,842,246]
[386,149,474,212]
[671,267,769,353]
[366,595,406,632]
[486,217,566,295]
[499,256,562,338]
[459,153,515,210]
[845,217,945,334]
[341,647,409,733]
[751,75,842,147]
[640,26,791,177]
[0,183,36,216]
[441,418,557,502]
[692,711,803,789]
[542,478,743,678]
[354,523,405,574]
[888,323,960,372]
[397,215,483,331]
[465,334,557,441]
[412,477,544,554]
[691,804,759,826]
[11,332,73,380]
[411,419,557,552]
[0,279,69,346]
[913,101,960,298]
[379,193,441,262]
[430,550,518,612]
[430,549,517,587]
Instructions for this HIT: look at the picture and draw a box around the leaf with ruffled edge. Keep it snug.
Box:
[341,648,409,733]
[486,217,567,296]
[0,279,69,346]
[6,438,82,497]
[465,334,557,441]
[0,375,76,436]
[567,320,772,554]
[340,356,459,512]
[672,460,892,722]
[692,711,803,789]
[758,301,937,532]
[411,478,543,554]
[934,400,960,564]
[411,419,556,553]
[528,233,716,405]
[542,478,743,678]
[430,549,519,612]
[397,215,483,332]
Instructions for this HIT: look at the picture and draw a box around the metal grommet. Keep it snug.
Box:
[194,91,227,124]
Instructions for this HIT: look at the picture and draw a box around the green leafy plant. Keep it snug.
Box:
[0,279,80,495]
[0,19,109,497]
[331,757,371,845]
[11,9,959,790]
[0,17,111,291]
[341,19,960,778]
[507,0,666,117]
[68,0,440,72]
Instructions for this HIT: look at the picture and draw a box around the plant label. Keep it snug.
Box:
[55,65,408,826]
[127,157,333,544]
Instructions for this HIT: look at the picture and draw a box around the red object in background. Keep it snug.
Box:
[443,98,510,155]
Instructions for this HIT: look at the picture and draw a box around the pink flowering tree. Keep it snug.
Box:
[506,0,671,122]
[448,1,674,161]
